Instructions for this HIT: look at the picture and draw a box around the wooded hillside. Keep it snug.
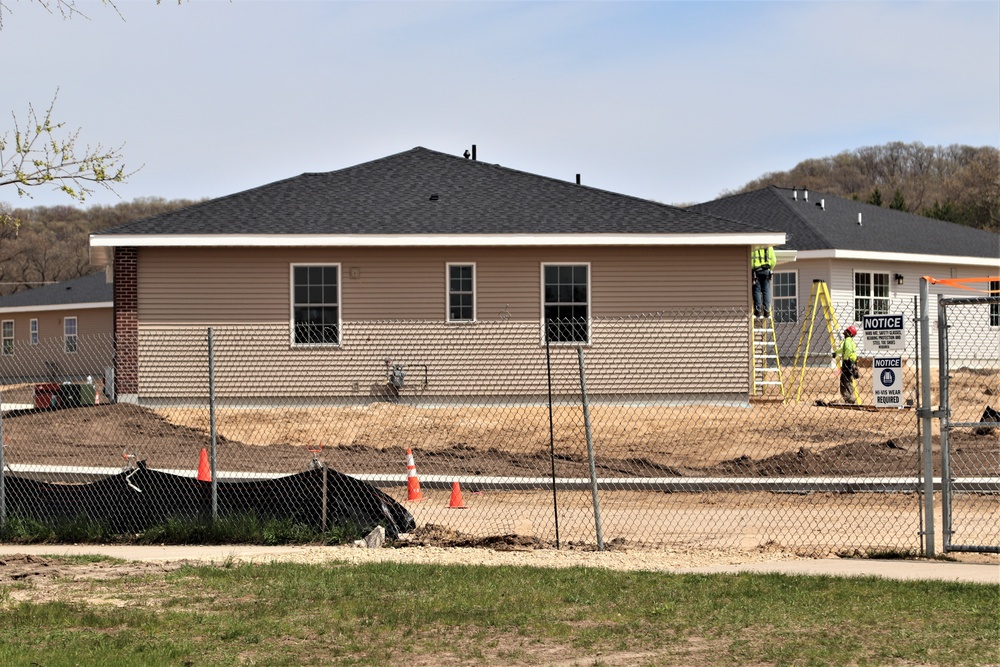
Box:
[0,198,197,296]
[728,142,999,232]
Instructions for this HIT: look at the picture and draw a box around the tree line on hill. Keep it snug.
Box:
[0,198,198,296]
[727,141,999,232]
[0,141,997,297]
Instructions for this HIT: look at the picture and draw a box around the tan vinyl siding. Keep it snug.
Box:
[133,246,752,400]
[0,307,113,382]
[139,246,749,323]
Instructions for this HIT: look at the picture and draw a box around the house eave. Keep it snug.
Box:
[794,249,1000,268]
[0,301,113,315]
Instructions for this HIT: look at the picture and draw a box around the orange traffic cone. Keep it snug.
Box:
[406,448,423,501]
[197,448,212,482]
[448,481,466,509]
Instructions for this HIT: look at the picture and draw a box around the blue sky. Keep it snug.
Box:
[2,0,998,210]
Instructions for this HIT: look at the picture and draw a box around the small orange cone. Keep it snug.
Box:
[448,481,466,509]
[406,448,423,501]
[197,448,212,482]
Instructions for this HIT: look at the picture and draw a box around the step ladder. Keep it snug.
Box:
[791,280,860,404]
[752,314,786,401]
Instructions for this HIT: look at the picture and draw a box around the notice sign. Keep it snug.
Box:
[863,314,905,351]
[873,357,903,407]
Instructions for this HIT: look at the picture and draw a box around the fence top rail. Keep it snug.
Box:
[939,295,1000,307]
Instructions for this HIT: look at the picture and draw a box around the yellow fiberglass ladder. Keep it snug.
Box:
[791,280,860,405]
[752,313,786,402]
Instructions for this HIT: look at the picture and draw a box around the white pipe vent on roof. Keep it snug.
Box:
[820,199,825,210]
[793,187,797,201]
[804,189,809,202]
[858,213,863,226]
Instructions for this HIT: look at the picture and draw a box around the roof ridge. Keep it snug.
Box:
[765,185,838,248]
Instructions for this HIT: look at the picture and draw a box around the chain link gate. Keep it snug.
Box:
[935,291,1000,554]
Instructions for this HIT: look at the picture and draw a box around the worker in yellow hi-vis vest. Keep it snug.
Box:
[751,245,776,318]
[832,325,859,403]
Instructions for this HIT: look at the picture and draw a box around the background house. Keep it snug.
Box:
[0,271,114,384]
[89,147,784,405]
[690,186,1000,366]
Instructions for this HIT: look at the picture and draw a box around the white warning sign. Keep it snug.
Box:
[872,356,903,408]
[863,314,905,352]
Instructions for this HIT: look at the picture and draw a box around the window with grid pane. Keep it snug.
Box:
[543,264,589,343]
[30,318,38,345]
[2,320,12,356]
[64,317,77,353]
[854,271,890,321]
[448,264,475,322]
[772,271,797,323]
[292,265,340,345]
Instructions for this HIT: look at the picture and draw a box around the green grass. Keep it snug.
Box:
[1,559,997,666]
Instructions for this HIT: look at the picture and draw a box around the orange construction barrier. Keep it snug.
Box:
[406,448,423,501]
[448,481,466,509]
[197,448,212,482]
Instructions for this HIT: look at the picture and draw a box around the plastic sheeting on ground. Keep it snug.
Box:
[2,462,415,539]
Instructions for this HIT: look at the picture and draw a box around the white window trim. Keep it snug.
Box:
[540,262,592,346]
[2,320,13,356]
[289,263,342,348]
[30,318,38,345]
[64,316,78,354]
[772,269,798,323]
[445,262,477,324]
[853,270,890,322]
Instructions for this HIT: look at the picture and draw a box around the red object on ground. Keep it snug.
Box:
[33,383,61,409]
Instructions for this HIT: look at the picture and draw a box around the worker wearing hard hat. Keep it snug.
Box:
[832,326,859,403]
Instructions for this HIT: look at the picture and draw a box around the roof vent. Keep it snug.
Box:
[429,194,439,201]
[819,199,825,210]
[793,187,797,201]
[576,174,581,185]
[858,213,863,226]
[803,189,809,202]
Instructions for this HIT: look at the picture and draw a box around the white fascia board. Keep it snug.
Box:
[775,249,796,263]
[0,302,113,315]
[795,249,1000,269]
[89,232,786,248]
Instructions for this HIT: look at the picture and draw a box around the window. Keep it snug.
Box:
[30,318,38,345]
[292,265,340,345]
[2,320,13,356]
[64,317,77,353]
[543,263,590,343]
[447,263,475,322]
[990,280,999,328]
[772,271,797,323]
[854,271,890,321]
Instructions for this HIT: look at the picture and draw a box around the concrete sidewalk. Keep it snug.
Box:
[1,543,997,584]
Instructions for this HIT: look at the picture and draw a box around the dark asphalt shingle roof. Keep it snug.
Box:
[92,147,772,238]
[0,272,112,310]
[689,186,1000,259]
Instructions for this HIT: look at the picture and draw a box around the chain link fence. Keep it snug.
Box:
[1,300,996,553]
[937,295,1000,554]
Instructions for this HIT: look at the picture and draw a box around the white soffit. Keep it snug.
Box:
[795,249,1000,268]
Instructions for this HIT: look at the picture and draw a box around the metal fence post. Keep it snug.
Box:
[937,296,952,553]
[0,388,5,533]
[208,327,218,521]
[577,346,604,551]
[544,329,561,549]
[918,278,936,558]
